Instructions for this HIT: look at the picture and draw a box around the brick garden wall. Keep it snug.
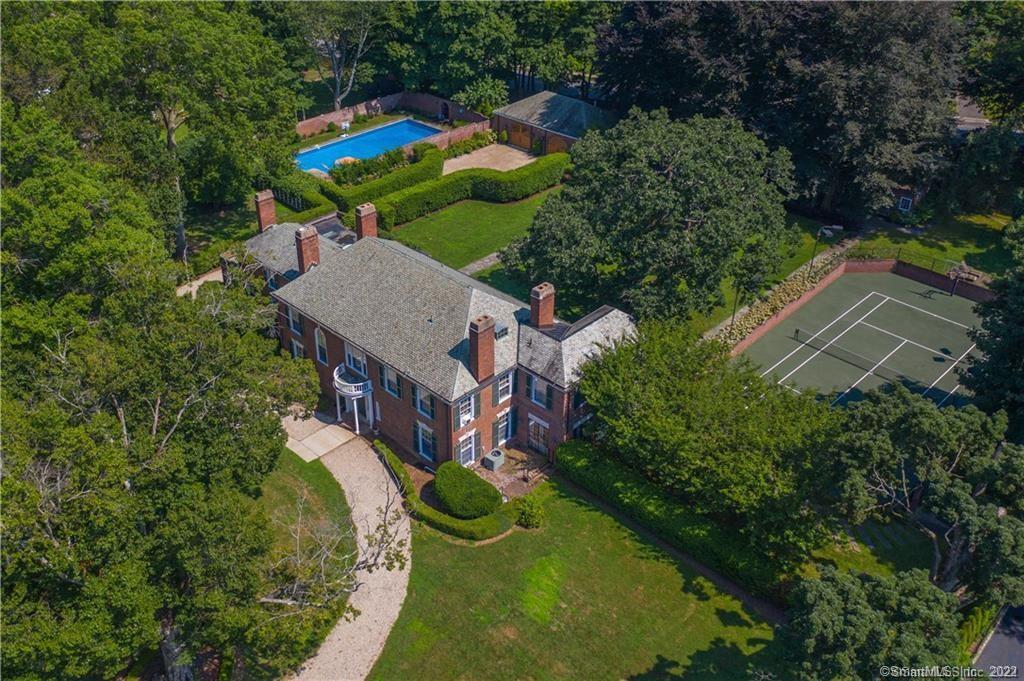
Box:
[296,92,486,138]
[729,257,994,357]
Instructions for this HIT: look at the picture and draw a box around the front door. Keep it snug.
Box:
[509,122,531,149]
[528,417,549,454]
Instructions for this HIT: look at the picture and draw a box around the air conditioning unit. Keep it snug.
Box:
[482,449,505,471]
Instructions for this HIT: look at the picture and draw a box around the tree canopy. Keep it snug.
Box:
[503,109,795,320]
[577,321,837,563]
[966,219,1024,441]
[828,386,1024,606]
[960,2,1024,123]
[785,568,960,681]
[598,2,961,221]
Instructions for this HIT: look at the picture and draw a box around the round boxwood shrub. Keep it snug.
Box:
[434,461,502,519]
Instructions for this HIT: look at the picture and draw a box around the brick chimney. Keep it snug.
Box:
[255,190,276,232]
[530,283,555,328]
[468,314,495,382]
[295,225,319,274]
[355,203,378,240]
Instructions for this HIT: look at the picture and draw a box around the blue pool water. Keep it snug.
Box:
[295,118,440,172]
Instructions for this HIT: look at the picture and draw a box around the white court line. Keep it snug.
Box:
[759,292,880,378]
[922,343,976,397]
[857,321,957,360]
[936,385,960,407]
[775,298,890,386]
[831,340,908,406]
[878,294,970,329]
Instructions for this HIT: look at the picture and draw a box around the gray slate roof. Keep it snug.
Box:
[493,91,614,139]
[251,229,635,401]
[518,307,635,388]
[271,237,525,401]
[244,222,344,280]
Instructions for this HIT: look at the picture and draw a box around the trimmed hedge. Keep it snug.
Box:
[443,130,496,159]
[321,145,445,213]
[374,440,517,541]
[434,461,502,519]
[555,440,787,600]
[280,187,336,224]
[373,152,570,229]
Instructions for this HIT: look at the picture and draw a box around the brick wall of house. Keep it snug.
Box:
[514,369,570,460]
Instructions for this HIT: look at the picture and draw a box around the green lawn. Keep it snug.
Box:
[474,263,535,303]
[259,449,351,542]
[183,205,259,276]
[370,480,782,681]
[392,188,559,269]
[805,518,933,579]
[858,210,1014,277]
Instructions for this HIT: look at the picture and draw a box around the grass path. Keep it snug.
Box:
[370,480,783,680]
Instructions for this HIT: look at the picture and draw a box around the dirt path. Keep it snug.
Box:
[293,438,411,681]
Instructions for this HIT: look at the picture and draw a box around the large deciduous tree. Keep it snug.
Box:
[503,109,795,320]
[784,568,960,681]
[577,322,837,563]
[598,2,961,221]
[293,1,391,112]
[828,386,1024,606]
[965,219,1024,441]
[960,2,1024,124]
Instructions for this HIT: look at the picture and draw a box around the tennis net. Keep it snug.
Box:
[792,328,910,385]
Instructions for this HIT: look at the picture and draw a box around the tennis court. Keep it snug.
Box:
[743,272,982,407]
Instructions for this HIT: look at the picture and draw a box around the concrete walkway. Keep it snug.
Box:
[284,415,411,681]
[442,144,534,175]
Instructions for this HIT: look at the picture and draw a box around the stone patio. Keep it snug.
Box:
[474,446,550,499]
[442,144,535,175]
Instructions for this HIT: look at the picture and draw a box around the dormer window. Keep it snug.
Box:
[495,323,509,340]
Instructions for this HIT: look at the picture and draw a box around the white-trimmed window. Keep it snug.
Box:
[414,421,436,461]
[497,372,513,403]
[315,328,328,365]
[411,384,435,419]
[457,430,477,466]
[379,365,402,398]
[457,394,475,428]
[285,305,303,334]
[898,196,913,212]
[495,410,511,446]
[290,339,305,359]
[345,342,367,377]
[526,373,553,409]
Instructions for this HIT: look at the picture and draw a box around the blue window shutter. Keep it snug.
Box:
[452,400,459,430]
[430,432,437,460]
[526,373,534,399]
[378,365,386,387]
[545,384,553,410]
[492,381,499,406]
[412,423,419,454]
[428,395,435,419]
[411,383,418,408]
[510,407,518,436]
[492,419,500,448]
[473,394,480,418]
[396,376,403,399]
[512,369,518,394]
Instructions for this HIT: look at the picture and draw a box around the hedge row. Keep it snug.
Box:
[555,440,787,600]
[957,602,1000,664]
[277,186,336,224]
[320,144,444,213]
[372,152,570,229]
[434,461,503,519]
[374,440,517,541]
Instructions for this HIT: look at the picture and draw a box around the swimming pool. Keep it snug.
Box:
[295,118,441,172]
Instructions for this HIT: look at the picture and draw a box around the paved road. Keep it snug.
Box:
[975,606,1024,672]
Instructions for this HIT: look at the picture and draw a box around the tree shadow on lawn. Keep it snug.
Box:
[867,210,1013,276]
[627,637,783,680]
[548,477,785,625]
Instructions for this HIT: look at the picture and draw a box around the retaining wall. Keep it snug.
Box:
[296,92,485,138]
[405,120,491,154]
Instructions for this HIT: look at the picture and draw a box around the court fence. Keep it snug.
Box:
[718,241,994,355]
